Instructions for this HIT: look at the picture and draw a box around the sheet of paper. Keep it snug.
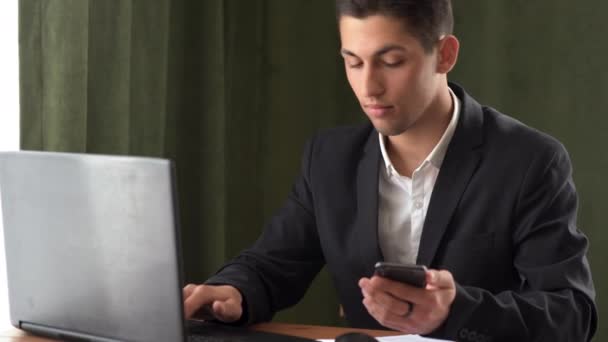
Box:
[317,334,452,342]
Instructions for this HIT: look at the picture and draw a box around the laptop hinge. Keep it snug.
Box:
[20,321,123,342]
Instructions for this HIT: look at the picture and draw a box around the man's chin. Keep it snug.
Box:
[372,123,407,137]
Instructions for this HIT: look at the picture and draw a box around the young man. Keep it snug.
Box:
[183,1,597,341]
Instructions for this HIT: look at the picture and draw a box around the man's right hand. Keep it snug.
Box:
[183,284,243,323]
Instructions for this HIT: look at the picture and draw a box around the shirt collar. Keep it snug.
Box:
[379,87,461,176]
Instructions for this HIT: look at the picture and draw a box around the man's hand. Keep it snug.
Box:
[359,269,456,335]
[182,284,243,323]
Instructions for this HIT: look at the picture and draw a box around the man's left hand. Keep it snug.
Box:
[359,269,456,335]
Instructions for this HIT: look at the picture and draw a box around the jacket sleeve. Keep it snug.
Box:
[429,142,597,342]
[205,134,324,324]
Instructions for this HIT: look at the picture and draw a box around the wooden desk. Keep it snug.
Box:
[1,322,402,341]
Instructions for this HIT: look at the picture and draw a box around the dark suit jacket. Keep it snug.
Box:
[207,83,597,342]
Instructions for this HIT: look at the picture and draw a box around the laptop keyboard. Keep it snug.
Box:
[188,335,229,342]
[186,320,316,342]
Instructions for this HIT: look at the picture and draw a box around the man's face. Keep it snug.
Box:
[339,15,443,136]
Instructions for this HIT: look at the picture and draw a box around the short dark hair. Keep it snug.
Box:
[335,0,453,52]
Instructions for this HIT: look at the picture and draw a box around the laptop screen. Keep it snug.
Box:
[0,151,186,341]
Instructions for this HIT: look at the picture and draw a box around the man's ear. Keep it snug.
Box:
[436,35,460,74]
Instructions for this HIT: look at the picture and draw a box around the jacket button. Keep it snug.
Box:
[458,328,469,339]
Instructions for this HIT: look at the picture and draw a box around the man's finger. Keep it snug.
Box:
[362,287,411,317]
[212,298,242,322]
[363,296,418,334]
[183,284,196,300]
[184,285,216,318]
[368,275,426,305]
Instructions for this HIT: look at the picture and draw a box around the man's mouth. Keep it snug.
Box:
[365,104,393,117]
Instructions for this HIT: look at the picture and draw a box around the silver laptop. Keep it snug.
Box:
[0,151,313,342]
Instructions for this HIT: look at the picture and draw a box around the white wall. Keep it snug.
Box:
[0,0,20,332]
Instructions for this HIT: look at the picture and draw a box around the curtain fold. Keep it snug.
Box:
[86,0,132,154]
[19,0,608,337]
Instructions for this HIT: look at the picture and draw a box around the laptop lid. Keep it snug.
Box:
[0,151,186,341]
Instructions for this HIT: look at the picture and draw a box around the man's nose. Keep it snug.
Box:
[362,67,385,97]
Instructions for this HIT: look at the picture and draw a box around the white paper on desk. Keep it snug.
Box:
[317,334,452,342]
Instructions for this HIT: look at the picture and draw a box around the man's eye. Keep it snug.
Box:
[344,58,363,68]
[383,60,404,67]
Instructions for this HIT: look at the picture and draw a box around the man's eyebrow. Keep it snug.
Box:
[340,45,407,57]
[340,49,359,57]
[375,45,406,56]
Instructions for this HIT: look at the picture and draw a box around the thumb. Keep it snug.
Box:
[426,269,455,289]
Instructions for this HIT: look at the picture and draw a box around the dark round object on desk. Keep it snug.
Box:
[335,332,379,342]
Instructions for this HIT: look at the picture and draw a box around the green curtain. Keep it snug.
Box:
[19,0,607,338]
[19,0,358,326]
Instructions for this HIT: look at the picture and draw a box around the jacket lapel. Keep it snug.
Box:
[355,129,383,276]
[416,84,484,267]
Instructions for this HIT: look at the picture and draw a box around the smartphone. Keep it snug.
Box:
[374,262,428,288]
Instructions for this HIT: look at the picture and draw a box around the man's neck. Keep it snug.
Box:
[386,85,454,177]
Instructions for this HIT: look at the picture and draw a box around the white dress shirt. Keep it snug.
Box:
[377,88,461,264]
